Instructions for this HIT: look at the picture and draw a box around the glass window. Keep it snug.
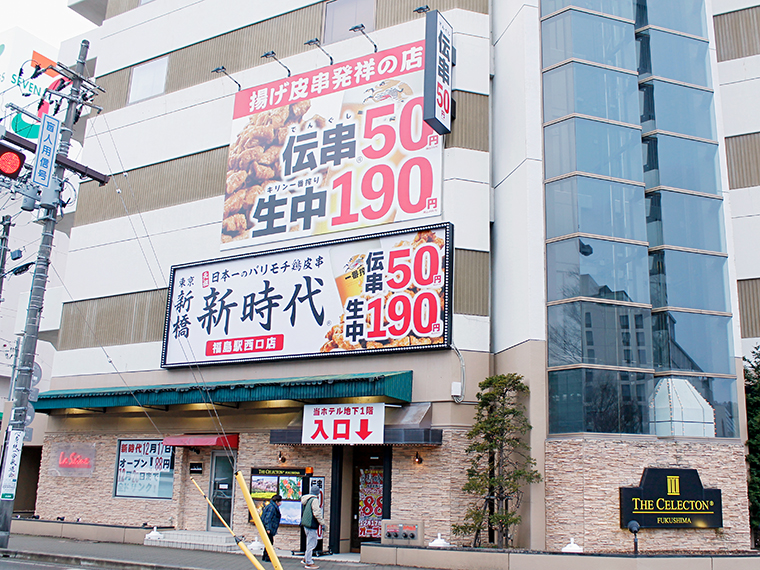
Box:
[637,29,711,88]
[546,176,646,241]
[652,311,734,375]
[646,191,725,252]
[549,370,735,436]
[544,63,639,124]
[635,0,707,39]
[114,440,174,498]
[542,11,636,70]
[128,57,168,104]
[649,250,729,312]
[542,0,634,19]
[323,0,375,45]
[650,376,737,437]
[548,301,652,368]
[642,135,719,194]
[545,118,643,181]
[549,369,655,434]
[547,237,650,303]
[640,80,715,140]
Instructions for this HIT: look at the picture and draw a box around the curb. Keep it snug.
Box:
[0,548,196,570]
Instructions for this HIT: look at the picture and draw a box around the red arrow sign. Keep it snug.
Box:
[356,419,373,440]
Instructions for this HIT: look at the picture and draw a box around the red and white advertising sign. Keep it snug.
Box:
[423,10,454,135]
[162,224,451,367]
[223,40,442,248]
[302,403,385,445]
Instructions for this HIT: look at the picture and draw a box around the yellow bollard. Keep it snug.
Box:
[189,477,267,570]
[235,471,284,570]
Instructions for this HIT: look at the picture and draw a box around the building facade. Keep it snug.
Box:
[26,0,751,554]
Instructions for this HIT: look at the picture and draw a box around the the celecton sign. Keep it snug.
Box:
[620,468,722,529]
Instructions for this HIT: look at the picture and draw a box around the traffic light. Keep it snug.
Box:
[0,142,25,180]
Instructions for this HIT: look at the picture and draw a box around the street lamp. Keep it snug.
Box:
[627,520,640,556]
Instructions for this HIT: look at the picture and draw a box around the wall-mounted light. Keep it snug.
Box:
[278,451,287,463]
[349,23,378,53]
[304,38,334,66]
[211,65,241,91]
[262,51,291,77]
[414,452,423,464]
[413,5,430,13]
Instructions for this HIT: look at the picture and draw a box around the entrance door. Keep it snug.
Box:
[350,446,385,551]
[208,451,235,531]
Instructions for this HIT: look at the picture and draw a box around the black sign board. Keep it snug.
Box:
[620,468,722,529]
[251,467,308,477]
[189,462,203,474]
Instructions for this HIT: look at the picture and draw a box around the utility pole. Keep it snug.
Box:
[0,215,11,305]
[0,40,107,548]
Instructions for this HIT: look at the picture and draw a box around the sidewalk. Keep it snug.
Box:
[2,534,412,570]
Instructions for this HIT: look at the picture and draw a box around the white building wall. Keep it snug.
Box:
[713,1,760,358]
[490,0,545,354]
[56,5,492,374]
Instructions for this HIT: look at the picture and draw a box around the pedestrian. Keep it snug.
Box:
[300,484,324,570]
[260,494,282,562]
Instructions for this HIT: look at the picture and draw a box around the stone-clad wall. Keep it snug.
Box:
[389,429,471,545]
[231,432,334,551]
[544,437,752,552]
[36,429,472,551]
[36,432,183,527]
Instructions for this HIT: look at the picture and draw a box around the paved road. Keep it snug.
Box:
[2,535,442,570]
[0,561,96,570]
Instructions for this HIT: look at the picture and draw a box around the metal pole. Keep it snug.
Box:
[0,215,12,305]
[0,39,90,549]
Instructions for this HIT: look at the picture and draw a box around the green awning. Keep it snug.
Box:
[34,371,412,412]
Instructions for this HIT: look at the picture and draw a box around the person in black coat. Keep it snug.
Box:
[260,494,282,562]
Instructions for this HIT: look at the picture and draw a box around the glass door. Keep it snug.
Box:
[208,451,235,531]
[350,446,384,551]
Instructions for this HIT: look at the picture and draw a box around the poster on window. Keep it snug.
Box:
[162,223,452,367]
[249,468,307,526]
[222,39,441,248]
[358,468,383,538]
[114,439,174,499]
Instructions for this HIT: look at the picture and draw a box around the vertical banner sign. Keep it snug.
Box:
[423,10,454,135]
[223,40,442,247]
[302,403,385,445]
[0,430,24,500]
[162,223,452,367]
[31,113,60,188]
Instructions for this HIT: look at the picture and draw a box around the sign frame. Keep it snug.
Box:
[31,112,60,188]
[302,403,385,445]
[161,222,453,368]
[620,467,723,529]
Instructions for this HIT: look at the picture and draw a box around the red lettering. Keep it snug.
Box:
[58,451,91,469]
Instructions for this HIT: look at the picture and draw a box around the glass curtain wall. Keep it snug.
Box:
[543,0,738,437]
[637,0,737,437]
[542,1,655,434]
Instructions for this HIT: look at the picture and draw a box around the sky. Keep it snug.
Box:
[2,0,97,48]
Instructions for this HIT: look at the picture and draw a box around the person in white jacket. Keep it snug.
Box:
[300,484,325,569]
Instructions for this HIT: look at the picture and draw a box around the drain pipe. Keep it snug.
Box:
[451,343,466,404]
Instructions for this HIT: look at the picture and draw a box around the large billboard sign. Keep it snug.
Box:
[163,223,452,367]
[223,40,442,248]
